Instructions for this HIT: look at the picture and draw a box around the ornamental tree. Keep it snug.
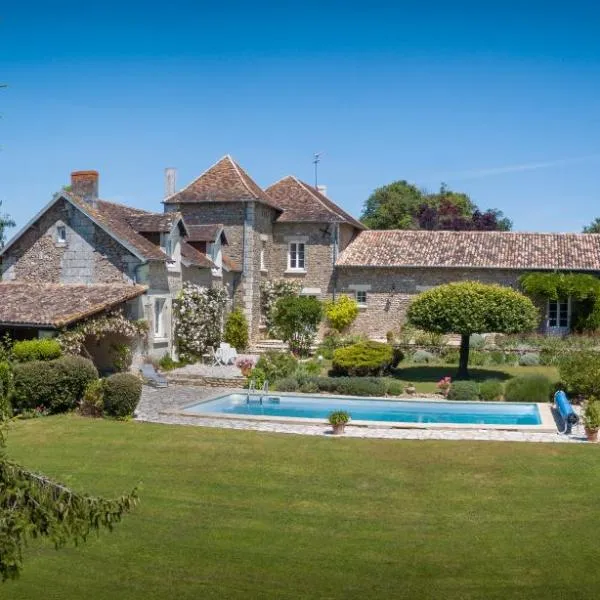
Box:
[407,282,538,379]
[324,295,359,333]
[273,296,323,356]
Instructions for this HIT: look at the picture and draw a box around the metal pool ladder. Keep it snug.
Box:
[246,380,269,404]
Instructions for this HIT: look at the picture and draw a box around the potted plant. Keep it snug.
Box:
[328,410,350,435]
[405,382,417,396]
[236,358,255,377]
[436,376,452,397]
[583,399,600,442]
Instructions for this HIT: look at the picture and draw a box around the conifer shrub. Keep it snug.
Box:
[223,309,249,351]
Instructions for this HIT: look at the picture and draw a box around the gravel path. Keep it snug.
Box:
[135,385,590,444]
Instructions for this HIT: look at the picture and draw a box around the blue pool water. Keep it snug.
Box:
[183,394,542,426]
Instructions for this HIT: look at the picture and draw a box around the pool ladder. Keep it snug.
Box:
[247,380,269,404]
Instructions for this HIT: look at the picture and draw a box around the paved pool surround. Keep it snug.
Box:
[136,386,587,443]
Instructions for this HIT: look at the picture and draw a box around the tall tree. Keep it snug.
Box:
[360,180,512,231]
[583,218,600,233]
[0,201,15,249]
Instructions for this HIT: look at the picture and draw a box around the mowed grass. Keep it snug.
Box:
[5,415,600,600]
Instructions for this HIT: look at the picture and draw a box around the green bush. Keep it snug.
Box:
[385,380,406,396]
[324,295,359,332]
[489,351,505,365]
[247,367,267,389]
[12,338,62,362]
[332,377,387,397]
[447,381,479,400]
[332,341,394,376]
[519,352,540,366]
[255,351,298,383]
[80,379,104,417]
[504,352,519,365]
[504,374,552,403]
[469,333,486,349]
[158,353,179,371]
[558,350,600,399]
[411,349,435,364]
[223,309,249,351]
[299,379,320,393]
[102,373,142,418]
[469,351,488,366]
[273,295,323,356]
[273,377,299,392]
[442,349,459,364]
[479,379,504,401]
[391,347,404,367]
[0,361,13,418]
[11,356,98,414]
[109,342,133,372]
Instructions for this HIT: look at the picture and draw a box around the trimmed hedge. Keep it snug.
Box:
[447,381,479,401]
[12,338,62,362]
[479,379,504,401]
[332,342,393,376]
[102,373,142,418]
[274,376,387,397]
[12,356,98,414]
[504,374,552,403]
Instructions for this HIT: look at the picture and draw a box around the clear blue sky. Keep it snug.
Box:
[1,1,600,232]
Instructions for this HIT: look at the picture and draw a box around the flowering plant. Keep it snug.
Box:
[437,376,452,394]
[236,358,255,376]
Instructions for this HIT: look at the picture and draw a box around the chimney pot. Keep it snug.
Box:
[70,170,99,208]
[165,167,177,198]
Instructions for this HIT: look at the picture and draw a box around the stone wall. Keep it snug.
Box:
[336,267,540,339]
[2,198,139,284]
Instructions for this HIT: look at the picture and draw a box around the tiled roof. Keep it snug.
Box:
[222,254,241,272]
[186,223,225,243]
[266,176,365,230]
[0,282,147,328]
[180,241,215,268]
[163,155,281,210]
[336,230,600,271]
[125,213,179,233]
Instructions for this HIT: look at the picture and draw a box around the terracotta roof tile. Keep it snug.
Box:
[185,223,225,243]
[163,155,281,210]
[222,254,241,272]
[0,282,147,328]
[336,230,600,271]
[266,176,365,230]
[180,241,215,268]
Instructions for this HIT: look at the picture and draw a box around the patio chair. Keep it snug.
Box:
[211,346,226,366]
[217,343,237,365]
[139,364,168,388]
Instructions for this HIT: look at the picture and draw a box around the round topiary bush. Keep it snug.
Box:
[479,379,504,401]
[52,356,99,412]
[504,374,551,402]
[447,380,479,400]
[519,352,540,366]
[102,373,142,418]
[332,341,394,376]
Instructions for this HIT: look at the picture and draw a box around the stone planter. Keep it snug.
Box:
[405,386,416,396]
[331,423,346,435]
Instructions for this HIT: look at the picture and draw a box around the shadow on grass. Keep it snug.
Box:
[391,365,512,382]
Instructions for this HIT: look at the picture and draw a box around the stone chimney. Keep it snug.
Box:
[71,171,99,208]
[164,167,177,198]
[317,184,327,197]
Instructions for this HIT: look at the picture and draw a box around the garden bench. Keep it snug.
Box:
[554,390,578,434]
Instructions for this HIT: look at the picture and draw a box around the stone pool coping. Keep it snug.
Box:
[171,390,557,433]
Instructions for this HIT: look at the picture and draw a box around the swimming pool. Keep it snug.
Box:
[181,393,555,430]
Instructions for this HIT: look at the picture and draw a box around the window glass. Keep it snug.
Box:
[154,298,166,336]
[356,290,367,305]
[289,242,305,270]
[57,225,67,243]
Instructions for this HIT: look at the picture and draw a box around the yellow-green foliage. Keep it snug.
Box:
[324,295,360,333]
[12,338,62,362]
[223,309,249,351]
[332,341,394,376]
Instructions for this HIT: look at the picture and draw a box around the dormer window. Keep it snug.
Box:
[56,225,67,244]
[165,237,173,257]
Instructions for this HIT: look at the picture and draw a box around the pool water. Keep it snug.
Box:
[183,394,542,426]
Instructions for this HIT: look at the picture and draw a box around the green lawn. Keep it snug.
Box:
[390,364,560,393]
[4,416,598,599]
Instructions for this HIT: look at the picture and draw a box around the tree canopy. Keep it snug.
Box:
[361,182,512,231]
[583,218,600,234]
[0,201,15,249]
[273,295,323,356]
[407,282,538,378]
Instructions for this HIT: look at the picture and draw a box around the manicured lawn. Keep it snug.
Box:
[390,364,560,393]
[5,415,599,599]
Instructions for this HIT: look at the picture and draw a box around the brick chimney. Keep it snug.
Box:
[70,170,99,208]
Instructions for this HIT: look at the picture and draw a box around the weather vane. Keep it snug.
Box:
[313,152,324,188]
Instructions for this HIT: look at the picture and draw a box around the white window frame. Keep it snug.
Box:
[287,241,306,272]
[547,297,571,334]
[260,240,267,272]
[56,225,67,244]
[154,297,166,338]
[355,290,368,307]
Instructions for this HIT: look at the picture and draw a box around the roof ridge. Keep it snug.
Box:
[227,155,260,200]
[97,199,160,216]
[363,229,595,236]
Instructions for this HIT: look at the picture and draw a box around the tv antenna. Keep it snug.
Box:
[313,152,324,188]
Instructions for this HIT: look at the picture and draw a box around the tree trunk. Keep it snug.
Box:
[457,334,470,379]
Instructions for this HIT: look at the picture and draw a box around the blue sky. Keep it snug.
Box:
[1,1,600,232]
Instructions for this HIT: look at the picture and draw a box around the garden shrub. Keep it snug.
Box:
[80,379,104,417]
[223,309,249,351]
[332,377,387,397]
[489,351,505,365]
[158,353,179,371]
[109,342,133,373]
[324,295,359,332]
[558,350,600,399]
[274,377,299,392]
[447,381,479,400]
[391,347,404,367]
[273,295,323,356]
[504,374,552,402]
[469,333,486,349]
[519,352,540,366]
[12,338,62,362]
[414,330,444,347]
[247,367,267,389]
[11,356,98,414]
[442,349,459,364]
[504,352,519,365]
[296,359,322,379]
[260,279,302,336]
[479,379,504,401]
[332,341,394,376]
[0,361,12,418]
[255,351,298,383]
[411,349,435,364]
[299,379,320,393]
[469,351,487,366]
[102,373,142,418]
[385,380,406,396]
